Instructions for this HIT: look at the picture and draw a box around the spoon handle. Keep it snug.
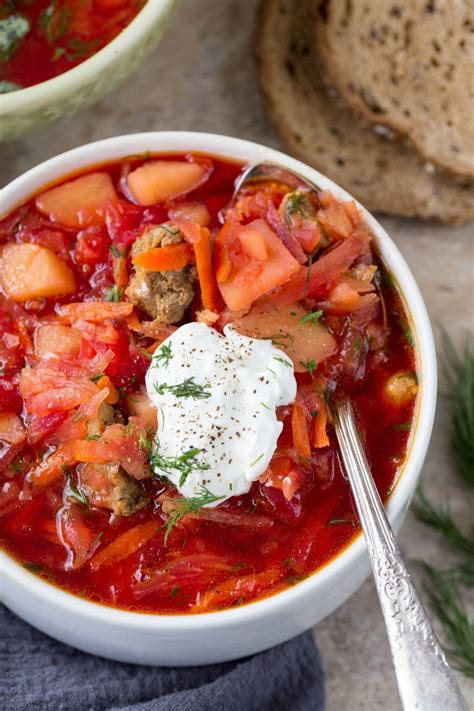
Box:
[333,400,467,711]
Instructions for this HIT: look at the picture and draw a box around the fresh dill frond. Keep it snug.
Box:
[154,377,211,400]
[413,488,474,559]
[148,442,210,487]
[440,330,474,487]
[62,464,89,508]
[162,486,225,543]
[418,563,474,678]
[152,342,173,368]
[300,359,317,379]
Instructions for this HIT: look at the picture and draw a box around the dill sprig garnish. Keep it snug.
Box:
[162,485,225,543]
[413,488,474,559]
[413,330,474,677]
[62,464,89,508]
[154,377,211,400]
[418,564,474,678]
[441,330,474,487]
[147,440,210,487]
[152,343,173,368]
[300,359,317,379]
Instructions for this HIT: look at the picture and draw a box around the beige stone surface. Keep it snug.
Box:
[1,1,473,708]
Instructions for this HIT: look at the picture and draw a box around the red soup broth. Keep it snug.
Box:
[0,0,144,91]
[0,153,417,614]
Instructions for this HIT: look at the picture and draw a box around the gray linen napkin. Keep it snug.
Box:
[0,605,325,710]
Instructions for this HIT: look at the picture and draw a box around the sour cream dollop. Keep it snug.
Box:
[146,322,297,505]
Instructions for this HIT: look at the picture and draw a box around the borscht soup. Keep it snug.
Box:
[0,153,418,614]
[0,0,144,92]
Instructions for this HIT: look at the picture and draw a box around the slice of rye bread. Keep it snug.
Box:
[256,0,474,224]
[316,0,474,181]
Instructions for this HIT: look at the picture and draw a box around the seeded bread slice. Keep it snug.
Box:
[316,0,474,181]
[256,0,474,224]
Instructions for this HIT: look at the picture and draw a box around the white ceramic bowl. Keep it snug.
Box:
[1,132,437,666]
[0,0,180,140]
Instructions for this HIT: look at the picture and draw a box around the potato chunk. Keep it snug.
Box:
[384,370,418,406]
[35,172,117,228]
[35,324,81,358]
[0,243,76,302]
[127,160,210,206]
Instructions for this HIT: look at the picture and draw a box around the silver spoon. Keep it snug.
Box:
[333,401,467,711]
[233,164,468,711]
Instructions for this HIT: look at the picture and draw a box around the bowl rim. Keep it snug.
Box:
[1,131,437,632]
[0,0,178,112]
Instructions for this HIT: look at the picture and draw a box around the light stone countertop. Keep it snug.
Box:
[1,1,473,709]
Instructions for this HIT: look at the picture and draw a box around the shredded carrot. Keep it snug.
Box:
[193,227,220,311]
[133,243,194,271]
[27,444,76,488]
[291,402,311,459]
[113,255,128,288]
[311,408,329,448]
[192,568,281,612]
[57,301,133,323]
[95,376,119,404]
[90,521,159,571]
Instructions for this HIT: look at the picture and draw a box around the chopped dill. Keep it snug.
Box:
[300,359,317,379]
[299,310,323,325]
[154,377,211,400]
[273,355,292,368]
[251,453,265,467]
[162,486,225,543]
[62,464,89,508]
[147,441,210,487]
[152,342,173,368]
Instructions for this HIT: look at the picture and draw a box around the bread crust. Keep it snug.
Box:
[316,0,474,181]
[256,0,474,224]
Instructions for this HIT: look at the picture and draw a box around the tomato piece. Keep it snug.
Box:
[126,388,158,431]
[217,219,300,310]
[74,226,109,266]
[127,159,212,206]
[35,173,118,228]
[27,411,69,444]
[0,378,23,414]
[0,243,76,302]
[0,413,26,445]
[233,303,336,372]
